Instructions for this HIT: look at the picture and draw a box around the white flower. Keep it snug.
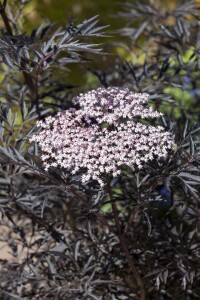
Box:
[30,87,174,186]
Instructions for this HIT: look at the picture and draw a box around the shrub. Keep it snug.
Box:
[0,1,200,299]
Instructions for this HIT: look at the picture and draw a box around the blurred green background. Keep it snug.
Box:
[24,0,122,29]
[23,0,189,29]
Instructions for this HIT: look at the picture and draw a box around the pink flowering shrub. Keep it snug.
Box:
[30,87,174,186]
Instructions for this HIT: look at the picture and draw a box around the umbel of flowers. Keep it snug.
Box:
[30,87,174,186]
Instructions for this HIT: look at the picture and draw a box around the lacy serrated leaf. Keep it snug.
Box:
[178,172,200,183]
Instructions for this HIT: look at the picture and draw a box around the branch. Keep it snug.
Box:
[123,205,140,235]
[0,0,12,35]
[107,180,146,300]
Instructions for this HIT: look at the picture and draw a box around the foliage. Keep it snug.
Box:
[0,0,200,299]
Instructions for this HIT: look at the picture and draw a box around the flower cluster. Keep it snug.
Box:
[30,87,174,186]
[73,87,161,124]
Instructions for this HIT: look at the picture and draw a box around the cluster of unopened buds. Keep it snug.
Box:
[30,87,174,186]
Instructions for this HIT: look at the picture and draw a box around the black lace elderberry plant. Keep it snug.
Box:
[0,1,200,300]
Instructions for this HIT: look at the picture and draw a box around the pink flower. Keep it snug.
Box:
[30,87,174,186]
